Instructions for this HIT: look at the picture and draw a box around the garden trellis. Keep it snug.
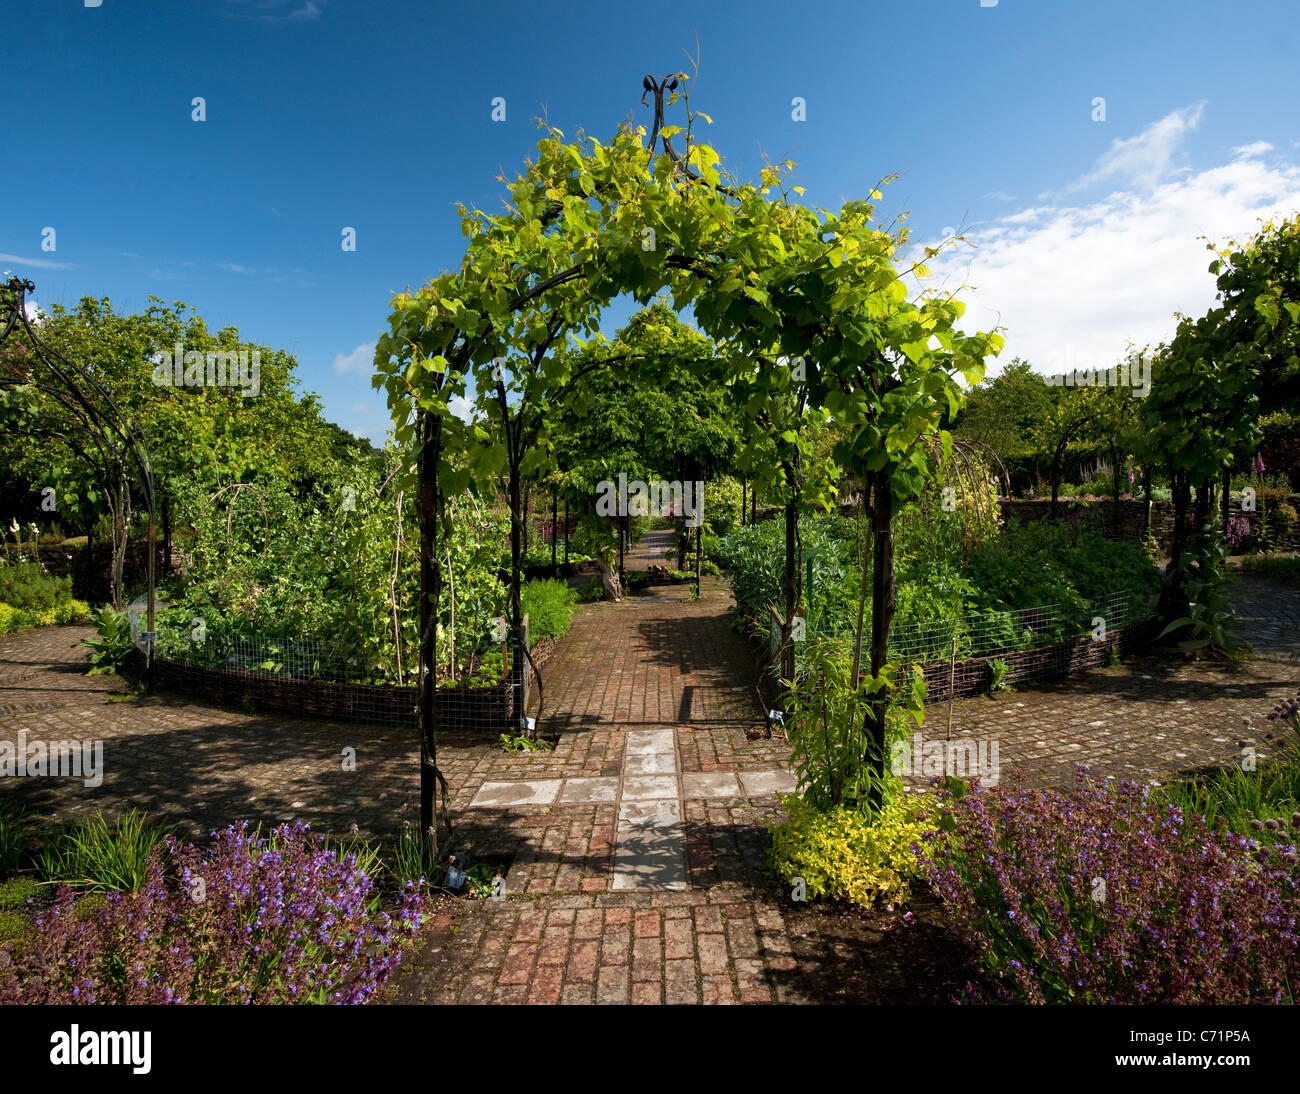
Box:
[0,276,159,669]
[373,72,1002,837]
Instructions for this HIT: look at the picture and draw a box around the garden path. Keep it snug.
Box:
[2,568,1299,1002]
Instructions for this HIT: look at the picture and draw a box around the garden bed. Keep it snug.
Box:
[148,654,513,732]
[736,601,1157,704]
[916,615,1158,700]
[145,629,563,732]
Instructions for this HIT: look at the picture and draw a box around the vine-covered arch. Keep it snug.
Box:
[373,74,1003,838]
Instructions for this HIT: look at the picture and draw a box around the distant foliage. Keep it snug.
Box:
[718,514,1160,659]
[1240,551,1300,586]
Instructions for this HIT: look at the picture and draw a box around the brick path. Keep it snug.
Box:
[2,563,1299,1004]
[462,530,792,896]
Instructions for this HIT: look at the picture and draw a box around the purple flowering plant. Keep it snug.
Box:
[0,821,424,1005]
[1226,513,1252,553]
[920,773,1300,1004]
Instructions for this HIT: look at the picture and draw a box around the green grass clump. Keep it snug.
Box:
[37,810,169,893]
[1159,758,1300,850]
[520,578,579,640]
[1240,552,1300,587]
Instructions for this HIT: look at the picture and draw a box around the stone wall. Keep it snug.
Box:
[999,496,1300,553]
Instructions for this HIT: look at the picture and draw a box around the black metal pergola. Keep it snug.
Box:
[0,276,158,671]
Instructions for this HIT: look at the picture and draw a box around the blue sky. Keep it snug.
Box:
[4,0,1299,443]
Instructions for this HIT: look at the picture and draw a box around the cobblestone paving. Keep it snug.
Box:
[3,552,1300,1004]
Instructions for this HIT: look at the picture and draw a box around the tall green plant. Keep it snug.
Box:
[784,637,926,812]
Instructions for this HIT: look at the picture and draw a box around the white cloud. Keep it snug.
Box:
[336,399,387,445]
[218,262,258,275]
[917,137,1300,379]
[1234,140,1274,159]
[0,252,75,271]
[447,394,475,422]
[1064,101,1206,193]
[332,341,374,375]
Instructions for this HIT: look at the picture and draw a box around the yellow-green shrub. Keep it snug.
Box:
[0,598,91,634]
[768,791,935,910]
[31,599,92,626]
[0,603,31,635]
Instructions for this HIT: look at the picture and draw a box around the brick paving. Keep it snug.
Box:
[2,553,1299,1003]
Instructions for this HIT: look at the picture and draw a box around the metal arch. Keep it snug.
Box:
[0,276,159,672]
[640,73,736,196]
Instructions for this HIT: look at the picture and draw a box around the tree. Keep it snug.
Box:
[952,358,1055,492]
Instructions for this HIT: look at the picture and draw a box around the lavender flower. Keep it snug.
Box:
[919,772,1300,1004]
[0,822,424,1005]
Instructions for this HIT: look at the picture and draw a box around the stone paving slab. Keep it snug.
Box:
[556,776,619,803]
[611,827,687,890]
[618,799,681,826]
[624,752,676,774]
[625,729,676,756]
[470,780,562,807]
[739,769,797,796]
[621,774,680,800]
[682,771,744,799]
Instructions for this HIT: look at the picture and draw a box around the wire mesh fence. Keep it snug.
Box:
[886,587,1155,668]
[128,597,533,731]
[764,587,1158,699]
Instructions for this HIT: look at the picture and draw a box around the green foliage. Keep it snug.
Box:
[0,556,88,635]
[951,359,1056,493]
[463,863,498,899]
[0,561,71,612]
[783,637,925,811]
[388,825,437,886]
[327,831,384,883]
[718,515,863,639]
[0,877,41,910]
[965,522,1160,637]
[499,731,555,753]
[0,596,92,635]
[1156,528,1239,653]
[1240,552,1300,586]
[0,910,34,953]
[721,514,1160,662]
[1077,475,1116,497]
[1159,761,1300,852]
[768,790,933,910]
[576,576,603,603]
[520,578,578,641]
[79,605,136,675]
[0,603,29,636]
[987,658,1011,693]
[37,810,169,893]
